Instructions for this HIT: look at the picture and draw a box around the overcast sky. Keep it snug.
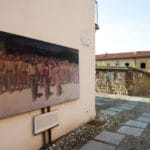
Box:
[96,0,150,54]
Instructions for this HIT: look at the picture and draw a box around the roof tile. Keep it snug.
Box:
[96,51,150,60]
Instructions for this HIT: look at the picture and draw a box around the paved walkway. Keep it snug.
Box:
[80,112,150,150]
[99,101,137,117]
[79,95,150,150]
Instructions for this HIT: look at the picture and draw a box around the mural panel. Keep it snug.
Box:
[0,31,79,118]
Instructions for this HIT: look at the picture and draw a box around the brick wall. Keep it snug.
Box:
[96,67,150,96]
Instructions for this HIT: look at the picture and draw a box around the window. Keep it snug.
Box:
[140,63,146,69]
[125,63,129,67]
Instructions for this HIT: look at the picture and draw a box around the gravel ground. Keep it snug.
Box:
[41,97,150,150]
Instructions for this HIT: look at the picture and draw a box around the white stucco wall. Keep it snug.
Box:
[0,0,96,150]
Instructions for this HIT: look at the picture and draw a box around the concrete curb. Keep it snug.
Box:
[96,93,150,103]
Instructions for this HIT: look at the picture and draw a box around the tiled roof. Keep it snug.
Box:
[96,51,150,60]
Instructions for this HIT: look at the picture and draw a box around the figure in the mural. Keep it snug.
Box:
[0,53,5,93]
[59,61,65,84]
[74,64,79,83]
[28,59,38,101]
[22,57,29,89]
[53,62,62,96]
[2,54,8,91]
[71,63,79,83]
[63,61,69,84]
[5,55,15,92]
[43,60,51,99]
[69,63,74,83]
[37,57,44,88]
[16,56,24,91]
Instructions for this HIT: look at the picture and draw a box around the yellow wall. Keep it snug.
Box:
[0,0,96,149]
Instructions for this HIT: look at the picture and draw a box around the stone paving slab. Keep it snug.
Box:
[96,102,104,106]
[107,107,123,112]
[95,98,102,102]
[118,106,133,110]
[100,110,118,116]
[122,104,136,108]
[95,96,100,99]
[95,131,125,145]
[124,120,148,129]
[126,102,138,105]
[117,126,144,137]
[79,140,115,150]
[137,116,150,123]
[95,99,101,102]
[142,113,150,118]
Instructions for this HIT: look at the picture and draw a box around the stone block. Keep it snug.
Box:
[96,102,104,106]
[137,116,150,123]
[118,106,132,110]
[142,113,150,118]
[95,98,101,101]
[107,107,123,112]
[117,126,144,137]
[79,140,115,150]
[122,104,136,108]
[124,120,147,129]
[127,102,138,105]
[100,110,118,116]
[95,131,125,145]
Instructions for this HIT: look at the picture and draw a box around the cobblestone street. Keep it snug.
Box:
[43,94,150,150]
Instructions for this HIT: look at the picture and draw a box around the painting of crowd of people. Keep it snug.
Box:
[0,31,79,118]
[0,53,79,99]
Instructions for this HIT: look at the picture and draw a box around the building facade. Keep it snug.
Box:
[96,51,150,72]
[0,0,96,150]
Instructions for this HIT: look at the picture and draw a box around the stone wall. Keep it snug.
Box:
[96,67,150,96]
